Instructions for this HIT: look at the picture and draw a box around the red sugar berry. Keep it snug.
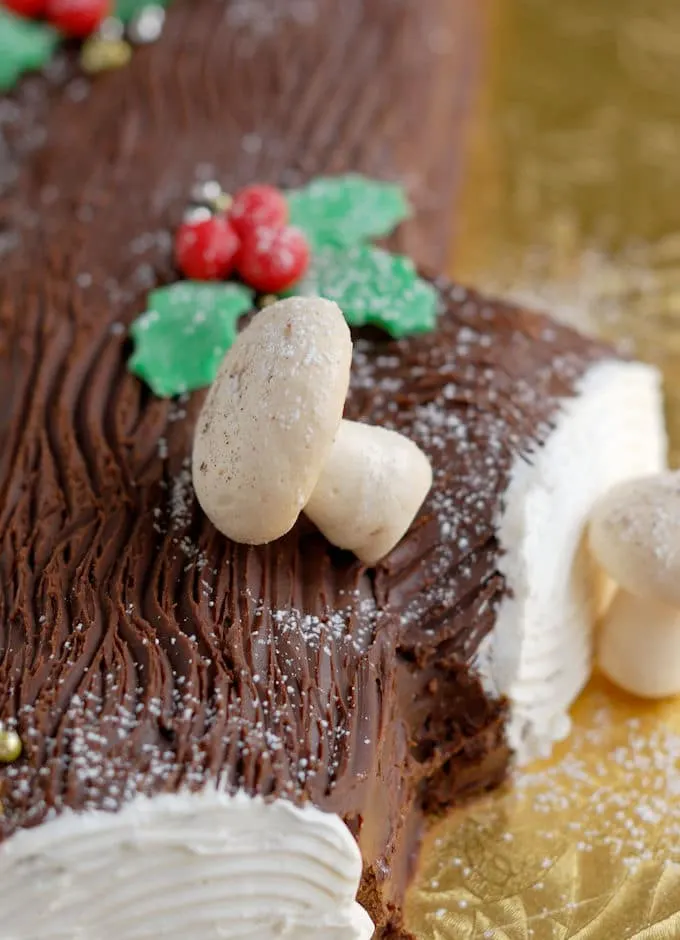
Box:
[3,0,47,17]
[237,225,310,294]
[174,215,240,281]
[45,0,110,37]
[229,184,289,240]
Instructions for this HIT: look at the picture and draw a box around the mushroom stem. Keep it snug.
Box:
[304,419,433,565]
[598,588,680,698]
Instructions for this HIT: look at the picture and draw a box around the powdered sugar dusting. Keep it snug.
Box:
[514,694,680,873]
[348,279,599,644]
[226,0,318,36]
[266,595,379,656]
[169,457,194,530]
[351,282,588,555]
[416,683,680,937]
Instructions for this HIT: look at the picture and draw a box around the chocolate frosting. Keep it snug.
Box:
[0,1,614,934]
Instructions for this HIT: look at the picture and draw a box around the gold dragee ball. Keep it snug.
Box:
[80,38,133,75]
[214,192,233,213]
[0,729,22,764]
[189,181,232,215]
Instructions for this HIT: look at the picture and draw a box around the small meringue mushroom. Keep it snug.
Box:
[589,471,680,698]
[192,296,433,563]
[193,296,352,545]
[590,472,680,606]
[598,590,680,699]
[304,419,433,565]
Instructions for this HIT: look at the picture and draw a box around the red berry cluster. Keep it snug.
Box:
[4,0,110,37]
[174,184,310,294]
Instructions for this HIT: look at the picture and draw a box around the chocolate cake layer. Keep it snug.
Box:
[0,2,621,936]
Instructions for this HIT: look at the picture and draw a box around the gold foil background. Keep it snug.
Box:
[406,0,680,936]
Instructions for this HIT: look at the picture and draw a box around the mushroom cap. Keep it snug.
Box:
[589,471,680,606]
[192,296,352,544]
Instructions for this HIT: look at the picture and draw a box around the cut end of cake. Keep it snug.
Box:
[0,791,374,940]
[475,359,667,764]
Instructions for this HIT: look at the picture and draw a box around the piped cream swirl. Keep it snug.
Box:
[0,790,374,939]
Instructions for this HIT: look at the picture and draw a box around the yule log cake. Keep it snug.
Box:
[0,278,666,938]
[0,1,669,939]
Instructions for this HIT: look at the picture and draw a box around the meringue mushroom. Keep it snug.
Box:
[304,419,433,565]
[589,471,680,698]
[598,591,680,698]
[193,296,352,545]
[192,296,433,563]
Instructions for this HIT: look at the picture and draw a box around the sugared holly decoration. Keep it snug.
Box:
[229,184,289,239]
[130,174,438,398]
[236,224,310,294]
[0,0,171,89]
[174,183,311,294]
[129,283,254,397]
[229,185,310,292]
[3,0,46,15]
[175,214,240,281]
[0,8,58,92]
[45,0,110,36]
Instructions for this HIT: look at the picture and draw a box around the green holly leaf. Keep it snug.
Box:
[287,175,410,251]
[0,10,59,93]
[294,244,438,338]
[115,0,173,23]
[128,282,254,397]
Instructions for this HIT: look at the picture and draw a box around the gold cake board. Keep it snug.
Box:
[406,0,680,936]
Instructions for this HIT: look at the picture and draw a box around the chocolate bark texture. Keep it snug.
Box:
[0,0,483,271]
[0,0,616,935]
[0,260,612,933]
